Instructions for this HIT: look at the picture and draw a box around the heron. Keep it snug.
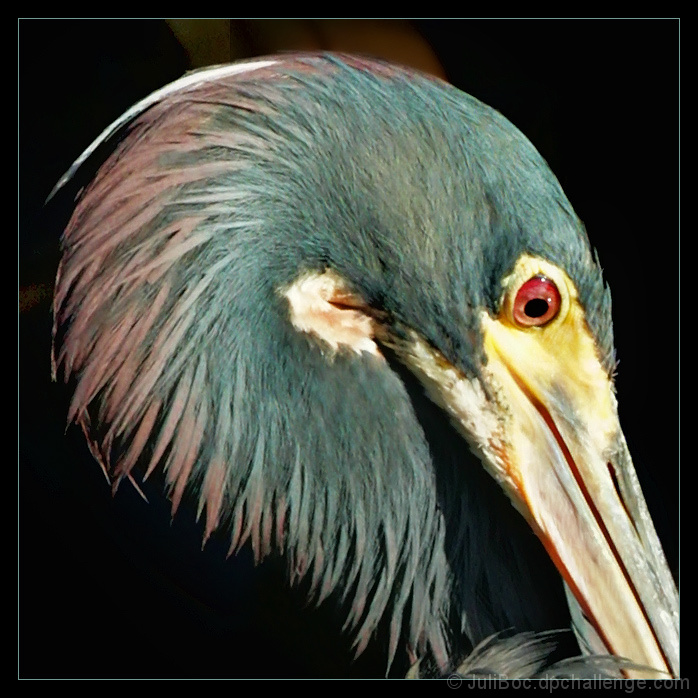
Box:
[50,53,678,678]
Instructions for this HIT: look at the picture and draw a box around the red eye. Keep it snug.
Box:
[512,275,561,327]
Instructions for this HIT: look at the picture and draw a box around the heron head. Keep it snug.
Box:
[52,54,678,677]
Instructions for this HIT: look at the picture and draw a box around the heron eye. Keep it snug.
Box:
[512,275,561,327]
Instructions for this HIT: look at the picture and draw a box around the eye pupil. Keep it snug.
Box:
[512,274,561,327]
[524,298,550,318]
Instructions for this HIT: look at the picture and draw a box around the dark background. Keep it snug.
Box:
[18,19,679,679]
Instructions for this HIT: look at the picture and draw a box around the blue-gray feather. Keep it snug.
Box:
[53,53,612,672]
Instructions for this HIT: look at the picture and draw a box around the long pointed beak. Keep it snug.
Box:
[390,259,679,678]
[481,312,678,677]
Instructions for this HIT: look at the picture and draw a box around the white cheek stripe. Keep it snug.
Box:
[398,328,514,490]
[284,271,381,357]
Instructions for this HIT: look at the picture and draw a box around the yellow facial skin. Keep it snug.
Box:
[480,255,678,678]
